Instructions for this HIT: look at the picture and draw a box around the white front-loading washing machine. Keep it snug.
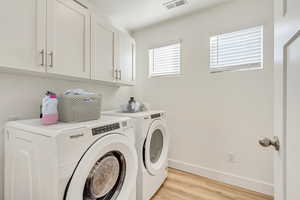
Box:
[4,116,138,200]
[103,111,169,200]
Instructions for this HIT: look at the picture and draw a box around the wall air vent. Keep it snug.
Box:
[163,0,188,10]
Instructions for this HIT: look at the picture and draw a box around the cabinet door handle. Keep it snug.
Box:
[283,0,287,16]
[114,69,118,80]
[47,51,54,68]
[119,70,122,80]
[40,49,45,66]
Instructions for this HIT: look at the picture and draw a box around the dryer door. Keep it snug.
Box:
[65,133,138,200]
[144,119,169,176]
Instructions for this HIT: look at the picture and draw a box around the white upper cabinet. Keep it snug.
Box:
[0,0,135,86]
[90,19,136,85]
[0,0,46,72]
[46,0,91,79]
[91,16,116,82]
[117,31,136,84]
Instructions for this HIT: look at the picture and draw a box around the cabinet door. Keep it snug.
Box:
[46,0,90,78]
[91,17,116,82]
[0,0,46,72]
[118,32,136,83]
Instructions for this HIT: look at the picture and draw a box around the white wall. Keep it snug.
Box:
[134,0,274,195]
[0,72,133,199]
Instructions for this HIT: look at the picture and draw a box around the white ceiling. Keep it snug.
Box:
[92,0,231,32]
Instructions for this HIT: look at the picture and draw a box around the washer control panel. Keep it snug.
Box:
[92,123,120,136]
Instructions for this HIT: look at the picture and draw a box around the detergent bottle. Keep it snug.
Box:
[41,91,58,125]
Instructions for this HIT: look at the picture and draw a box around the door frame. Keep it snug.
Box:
[276,30,300,200]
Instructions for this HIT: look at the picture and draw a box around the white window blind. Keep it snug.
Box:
[210,26,263,71]
[149,42,181,77]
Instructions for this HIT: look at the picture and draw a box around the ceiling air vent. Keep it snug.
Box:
[163,0,188,10]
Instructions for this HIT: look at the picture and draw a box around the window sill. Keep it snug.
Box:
[148,73,183,79]
[209,64,263,74]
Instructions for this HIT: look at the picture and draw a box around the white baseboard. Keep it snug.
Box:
[168,159,273,196]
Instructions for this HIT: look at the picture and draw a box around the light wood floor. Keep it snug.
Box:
[151,168,273,200]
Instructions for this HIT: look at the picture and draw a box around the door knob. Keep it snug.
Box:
[259,136,280,151]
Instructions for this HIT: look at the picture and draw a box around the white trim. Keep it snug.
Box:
[168,159,274,196]
[210,63,263,73]
[149,72,182,78]
[148,72,182,78]
[281,30,300,200]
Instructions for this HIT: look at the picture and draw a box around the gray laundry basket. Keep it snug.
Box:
[58,94,102,122]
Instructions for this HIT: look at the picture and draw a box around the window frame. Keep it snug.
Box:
[209,25,264,73]
[148,39,182,78]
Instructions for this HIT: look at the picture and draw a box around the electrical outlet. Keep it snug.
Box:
[228,153,236,163]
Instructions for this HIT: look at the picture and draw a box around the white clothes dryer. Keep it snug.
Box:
[103,111,169,200]
[4,116,138,200]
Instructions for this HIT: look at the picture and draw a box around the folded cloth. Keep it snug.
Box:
[64,89,95,95]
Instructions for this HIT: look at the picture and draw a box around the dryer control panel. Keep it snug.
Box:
[92,123,120,136]
[151,113,163,119]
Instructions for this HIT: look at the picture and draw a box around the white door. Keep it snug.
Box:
[272,0,300,199]
[91,16,116,82]
[144,120,169,176]
[118,32,135,82]
[0,0,46,72]
[46,0,90,78]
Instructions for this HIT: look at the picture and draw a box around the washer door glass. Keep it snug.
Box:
[83,151,126,200]
[65,134,137,200]
[150,129,164,164]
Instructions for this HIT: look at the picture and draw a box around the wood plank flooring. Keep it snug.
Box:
[151,168,273,200]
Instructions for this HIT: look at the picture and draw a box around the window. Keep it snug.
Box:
[149,41,181,77]
[210,26,263,72]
